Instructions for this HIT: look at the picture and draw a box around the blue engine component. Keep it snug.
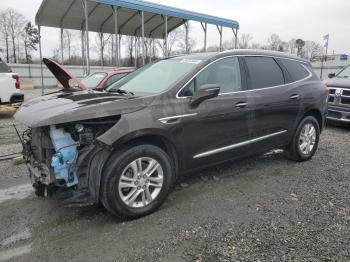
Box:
[50,126,79,187]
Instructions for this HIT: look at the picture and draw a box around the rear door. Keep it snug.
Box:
[242,56,303,149]
[180,57,254,169]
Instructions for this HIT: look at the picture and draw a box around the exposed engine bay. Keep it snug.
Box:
[21,116,119,200]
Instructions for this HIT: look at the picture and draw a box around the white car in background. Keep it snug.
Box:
[0,58,23,104]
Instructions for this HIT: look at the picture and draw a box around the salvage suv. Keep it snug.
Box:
[14,50,328,219]
[325,64,350,125]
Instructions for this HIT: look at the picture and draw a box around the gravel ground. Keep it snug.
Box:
[0,89,350,261]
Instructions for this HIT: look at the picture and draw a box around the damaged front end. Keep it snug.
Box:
[22,116,118,204]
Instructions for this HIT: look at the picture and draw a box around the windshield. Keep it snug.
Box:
[81,72,107,89]
[337,65,350,78]
[106,59,200,94]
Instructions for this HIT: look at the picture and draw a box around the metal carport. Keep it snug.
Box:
[35,0,239,92]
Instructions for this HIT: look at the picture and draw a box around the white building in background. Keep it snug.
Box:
[311,54,349,79]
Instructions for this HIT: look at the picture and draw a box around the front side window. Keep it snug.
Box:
[107,59,200,95]
[81,72,107,89]
[245,57,285,89]
[179,57,242,97]
[337,65,350,78]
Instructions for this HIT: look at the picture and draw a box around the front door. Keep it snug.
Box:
[179,57,254,170]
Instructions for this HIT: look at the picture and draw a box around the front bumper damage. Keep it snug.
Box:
[22,125,112,206]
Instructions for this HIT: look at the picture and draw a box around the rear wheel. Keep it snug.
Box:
[101,144,174,219]
[284,116,320,162]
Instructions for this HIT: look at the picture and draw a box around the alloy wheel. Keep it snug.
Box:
[298,123,317,155]
[118,157,164,208]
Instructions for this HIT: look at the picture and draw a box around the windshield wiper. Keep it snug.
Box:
[110,88,135,96]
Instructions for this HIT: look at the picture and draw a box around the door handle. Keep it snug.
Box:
[235,102,248,108]
[290,94,300,100]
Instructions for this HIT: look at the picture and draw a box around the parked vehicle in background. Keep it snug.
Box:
[0,58,23,104]
[325,64,350,125]
[14,50,327,219]
[81,69,134,91]
[42,58,133,91]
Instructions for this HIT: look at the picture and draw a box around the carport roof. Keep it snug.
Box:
[35,0,239,39]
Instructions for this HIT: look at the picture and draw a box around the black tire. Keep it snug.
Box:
[284,116,320,162]
[101,144,174,220]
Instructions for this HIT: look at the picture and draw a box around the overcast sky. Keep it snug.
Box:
[1,0,349,58]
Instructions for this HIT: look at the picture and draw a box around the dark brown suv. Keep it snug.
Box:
[15,50,328,219]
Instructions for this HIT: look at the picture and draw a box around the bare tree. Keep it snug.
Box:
[304,41,323,61]
[176,24,196,54]
[123,35,135,66]
[250,43,261,49]
[63,30,74,62]
[95,32,111,66]
[238,33,253,49]
[288,39,297,54]
[7,8,25,63]
[0,10,10,62]
[267,34,282,51]
[166,27,185,56]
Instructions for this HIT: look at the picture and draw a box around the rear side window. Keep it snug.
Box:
[280,59,310,82]
[0,58,12,73]
[245,57,284,89]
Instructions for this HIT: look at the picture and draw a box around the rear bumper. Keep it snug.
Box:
[327,106,350,123]
[10,93,24,103]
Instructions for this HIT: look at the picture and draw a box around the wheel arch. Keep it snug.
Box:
[109,129,180,178]
[303,108,324,132]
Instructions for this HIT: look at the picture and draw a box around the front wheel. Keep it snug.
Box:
[101,144,174,219]
[284,116,320,162]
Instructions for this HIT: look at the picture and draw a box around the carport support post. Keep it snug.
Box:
[164,15,168,57]
[185,21,189,54]
[218,25,223,51]
[233,28,238,49]
[38,25,44,96]
[83,0,90,75]
[201,22,207,52]
[134,37,138,68]
[81,31,86,75]
[141,11,145,66]
[113,6,119,68]
[60,28,64,64]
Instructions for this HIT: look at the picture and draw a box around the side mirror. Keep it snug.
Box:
[190,84,220,107]
[328,73,336,79]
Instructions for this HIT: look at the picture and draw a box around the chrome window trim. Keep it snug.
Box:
[176,55,312,99]
[193,130,287,159]
[158,113,198,124]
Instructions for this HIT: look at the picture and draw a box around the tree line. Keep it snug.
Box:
[233,33,324,61]
[0,8,39,64]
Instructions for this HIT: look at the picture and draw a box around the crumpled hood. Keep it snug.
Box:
[324,78,350,89]
[14,90,153,127]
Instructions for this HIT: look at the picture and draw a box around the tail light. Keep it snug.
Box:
[325,86,330,95]
[12,74,20,89]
